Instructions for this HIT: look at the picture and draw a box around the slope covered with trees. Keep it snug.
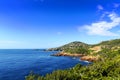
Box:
[94,39,120,49]
[26,39,120,80]
[46,41,89,51]
[26,48,120,80]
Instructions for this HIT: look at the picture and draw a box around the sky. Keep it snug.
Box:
[0,0,120,49]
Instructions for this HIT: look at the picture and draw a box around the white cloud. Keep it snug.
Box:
[40,0,44,2]
[100,11,110,20]
[57,32,62,35]
[82,13,120,36]
[0,40,20,44]
[97,5,104,10]
[113,3,120,8]
[118,30,120,33]
[78,27,85,32]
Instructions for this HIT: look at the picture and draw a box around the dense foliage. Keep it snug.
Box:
[93,39,120,49]
[25,48,120,80]
[63,46,90,54]
[47,41,89,51]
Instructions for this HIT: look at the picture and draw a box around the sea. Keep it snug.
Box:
[0,49,90,80]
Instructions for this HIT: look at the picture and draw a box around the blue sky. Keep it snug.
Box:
[0,0,120,48]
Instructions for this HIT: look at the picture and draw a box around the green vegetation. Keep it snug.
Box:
[64,46,90,54]
[26,39,120,80]
[26,48,120,80]
[47,39,120,52]
[93,39,120,49]
[46,41,89,51]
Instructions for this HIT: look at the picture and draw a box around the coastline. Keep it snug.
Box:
[80,55,100,62]
[51,52,85,57]
[51,52,100,62]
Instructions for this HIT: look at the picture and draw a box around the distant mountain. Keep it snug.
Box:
[46,41,89,51]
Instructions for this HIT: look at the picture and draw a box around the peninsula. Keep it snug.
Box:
[47,39,120,62]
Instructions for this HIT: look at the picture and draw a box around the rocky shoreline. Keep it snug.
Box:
[51,52,85,57]
[80,55,100,62]
[51,52,100,62]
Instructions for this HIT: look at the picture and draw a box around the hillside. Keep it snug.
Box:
[93,39,120,50]
[47,39,120,53]
[46,41,89,51]
[99,39,120,46]
[26,39,120,80]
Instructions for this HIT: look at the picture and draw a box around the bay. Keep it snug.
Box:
[0,49,89,80]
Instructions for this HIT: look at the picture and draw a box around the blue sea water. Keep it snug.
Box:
[0,49,90,80]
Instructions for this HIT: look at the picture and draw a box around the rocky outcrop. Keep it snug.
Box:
[51,52,85,57]
[81,55,100,62]
[52,52,100,62]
